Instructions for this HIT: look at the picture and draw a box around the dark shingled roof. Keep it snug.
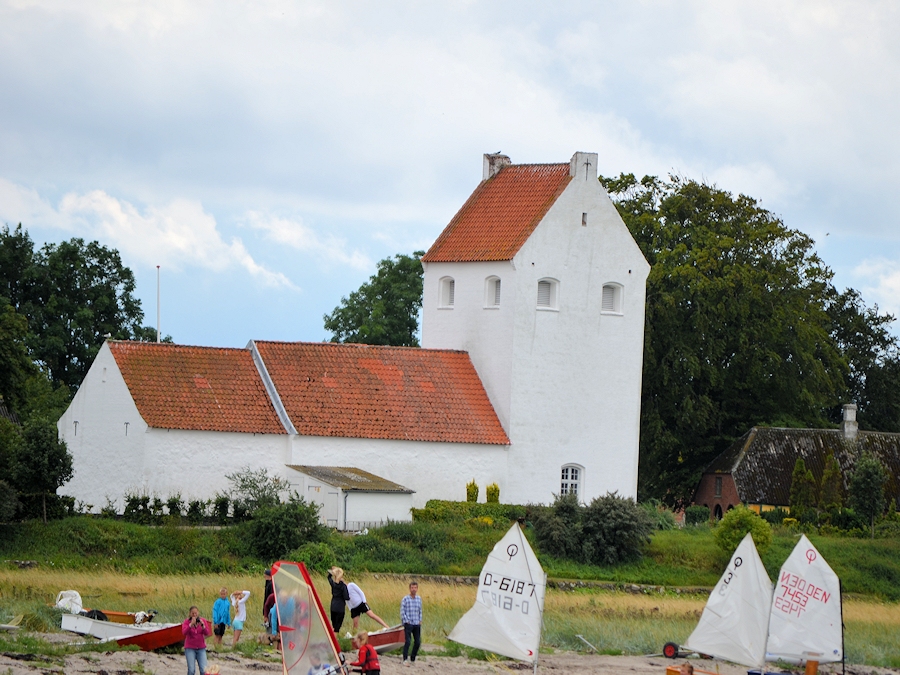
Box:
[703,426,900,506]
[288,465,414,493]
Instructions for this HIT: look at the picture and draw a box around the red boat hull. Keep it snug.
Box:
[116,624,184,651]
[366,625,405,654]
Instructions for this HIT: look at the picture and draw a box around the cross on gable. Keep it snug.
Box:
[583,158,592,179]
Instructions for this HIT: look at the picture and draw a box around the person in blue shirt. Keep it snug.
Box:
[400,581,422,666]
[211,587,231,648]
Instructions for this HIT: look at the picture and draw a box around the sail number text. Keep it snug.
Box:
[479,573,536,615]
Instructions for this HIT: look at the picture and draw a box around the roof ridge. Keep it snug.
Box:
[251,340,472,355]
[108,340,249,353]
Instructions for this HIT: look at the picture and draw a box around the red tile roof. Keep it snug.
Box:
[108,341,285,434]
[254,341,510,445]
[422,163,571,263]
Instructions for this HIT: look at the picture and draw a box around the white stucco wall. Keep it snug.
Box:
[421,154,649,505]
[288,435,508,509]
[58,342,289,511]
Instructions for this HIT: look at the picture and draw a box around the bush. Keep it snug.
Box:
[289,541,337,573]
[760,507,788,525]
[249,496,326,561]
[581,492,654,565]
[124,493,152,525]
[412,500,525,523]
[875,520,900,539]
[486,483,499,503]
[187,500,206,525]
[714,505,772,555]
[684,505,710,526]
[213,495,230,525]
[226,466,289,515]
[641,500,677,530]
[830,508,867,532]
[166,494,184,518]
[532,494,583,560]
[466,480,479,503]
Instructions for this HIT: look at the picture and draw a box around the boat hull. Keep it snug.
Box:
[116,624,184,651]
[62,613,182,650]
[367,625,405,654]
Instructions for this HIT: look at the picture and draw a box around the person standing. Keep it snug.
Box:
[400,581,422,666]
[211,588,231,648]
[230,589,250,646]
[328,567,350,635]
[182,605,211,675]
[263,568,273,624]
[347,578,390,632]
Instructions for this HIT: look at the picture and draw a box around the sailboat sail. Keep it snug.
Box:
[683,533,773,668]
[448,522,546,663]
[272,560,343,675]
[766,534,842,663]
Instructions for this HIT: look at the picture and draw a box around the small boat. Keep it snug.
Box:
[62,613,183,650]
[366,625,405,654]
[116,623,184,651]
[449,522,547,665]
[84,609,157,625]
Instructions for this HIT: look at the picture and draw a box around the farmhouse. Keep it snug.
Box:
[694,404,900,518]
[58,151,650,525]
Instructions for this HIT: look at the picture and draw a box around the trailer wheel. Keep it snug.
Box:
[663,642,679,659]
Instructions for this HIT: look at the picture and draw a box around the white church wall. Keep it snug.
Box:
[505,158,649,504]
[141,428,287,502]
[289,435,507,509]
[421,260,516,430]
[58,343,149,512]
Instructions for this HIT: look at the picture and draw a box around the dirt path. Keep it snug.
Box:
[1,638,898,675]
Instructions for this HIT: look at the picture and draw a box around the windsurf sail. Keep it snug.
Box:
[271,560,343,675]
[766,534,843,664]
[448,522,546,663]
[683,532,773,668]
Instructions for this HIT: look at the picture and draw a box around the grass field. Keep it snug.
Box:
[1,570,898,668]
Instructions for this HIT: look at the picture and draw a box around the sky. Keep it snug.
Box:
[1,1,899,348]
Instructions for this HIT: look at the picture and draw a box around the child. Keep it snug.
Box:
[230,589,250,646]
[211,587,231,648]
[349,631,380,675]
[680,663,694,675]
[269,599,281,651]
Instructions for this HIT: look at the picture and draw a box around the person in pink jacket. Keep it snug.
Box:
[182,605,212,675]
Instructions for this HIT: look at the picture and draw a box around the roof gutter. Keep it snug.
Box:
[247,340,297,435]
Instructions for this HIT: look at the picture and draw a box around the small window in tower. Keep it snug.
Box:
[715,476,723,497]
[440,277,455,308]
[537,278,559,310]
[601,283,623,314]
[561,464,582,496]
[484,276,501,308]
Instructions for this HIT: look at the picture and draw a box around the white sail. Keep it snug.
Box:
[449,522,546,663]
[683,533,773,668]
[767,534,842,664]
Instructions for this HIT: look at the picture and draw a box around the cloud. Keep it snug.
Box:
[853,258,900,320]
[0,179,296,290]
[244,211,371,271]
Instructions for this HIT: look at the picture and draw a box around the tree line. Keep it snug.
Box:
[324,175,900,505]
[0,224,163,521]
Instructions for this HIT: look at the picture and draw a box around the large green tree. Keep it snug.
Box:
[323,251,425,347]
[603,175,846,503]
[827,288,900,431]
[6,416,74,522]
[0,298,34,413]
[848,452,887,538]
[0,225,157,393]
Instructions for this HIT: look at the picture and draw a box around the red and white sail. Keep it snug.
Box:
[767,534,843,663]
[272,560,343,675]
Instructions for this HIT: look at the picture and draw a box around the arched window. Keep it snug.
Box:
[560,464,582,496]
[601,283,623,314]
[439,277,455,308]
[714,504,723,520]
[537,278,559,310]
[484,276,501,308]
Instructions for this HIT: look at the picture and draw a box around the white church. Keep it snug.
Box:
[58,151,650,529]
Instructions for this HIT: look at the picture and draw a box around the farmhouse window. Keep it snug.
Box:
[601,283,623,314]
[537,278,559,310]
[484,276,501,308]
[440,277,455,308]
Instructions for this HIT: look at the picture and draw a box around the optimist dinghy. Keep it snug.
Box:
[449,522,546,667]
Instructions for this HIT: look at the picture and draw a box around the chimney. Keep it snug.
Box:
[570,151,598,180]
[841,403,858,440]
[483,153,511,180]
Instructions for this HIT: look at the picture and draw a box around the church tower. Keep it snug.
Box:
[421,152,650,504]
